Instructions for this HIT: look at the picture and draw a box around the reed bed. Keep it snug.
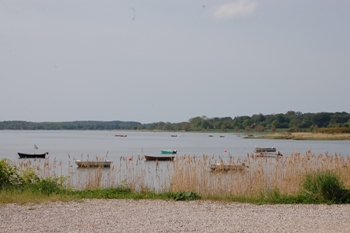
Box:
[12,151,350,199]
[170,151,350,198]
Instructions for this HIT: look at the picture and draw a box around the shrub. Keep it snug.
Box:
[301,170,350,203]
[0,159,66,195]
[0,159,23,190]
[167,191,200,201]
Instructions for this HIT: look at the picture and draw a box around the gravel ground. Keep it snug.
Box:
[1,199,350,233]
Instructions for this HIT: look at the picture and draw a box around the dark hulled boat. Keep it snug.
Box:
[18,152,48,159]
[144,155,175,161]
[255,147,276,153]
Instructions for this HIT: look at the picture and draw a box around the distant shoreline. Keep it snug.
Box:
[1,129,349,140]
[245,132,350,140]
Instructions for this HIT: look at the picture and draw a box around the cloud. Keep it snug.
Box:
[213,0,257,20]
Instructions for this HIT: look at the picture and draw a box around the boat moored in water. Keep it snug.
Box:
[74,159,112,168]
[18,152,48,159]
[255,147,276,152]
[144,155,175,161]
[160,149,177,155]
[210,163,248,171]
[253,147,283,157]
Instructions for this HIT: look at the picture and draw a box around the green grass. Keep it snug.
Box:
[0,188,201,204]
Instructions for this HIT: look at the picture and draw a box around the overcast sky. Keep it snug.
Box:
[1,0,349,123]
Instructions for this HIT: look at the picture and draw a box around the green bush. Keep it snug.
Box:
[0,159,65,195]
[28,177,66,196]
[167,191,200,201]
[0,159,24,190]
[301,170,350,203]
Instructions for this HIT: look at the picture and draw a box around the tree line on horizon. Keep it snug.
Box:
[1,111,350,132]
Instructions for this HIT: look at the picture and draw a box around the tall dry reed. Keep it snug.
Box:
[13,151,350,197]
[169,151,350,198]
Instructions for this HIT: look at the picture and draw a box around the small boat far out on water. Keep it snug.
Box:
[255,147,277,152]
[171,134,184,137]
[160,149,177,155]
[115,134,127,137]
[18,152,48,159]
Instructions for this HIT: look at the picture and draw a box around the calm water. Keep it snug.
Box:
[1,130,349,161]
[0,130,349,189]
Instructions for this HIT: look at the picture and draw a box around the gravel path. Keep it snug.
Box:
[1,199,350,232]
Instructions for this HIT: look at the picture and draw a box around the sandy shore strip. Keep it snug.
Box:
[1,199,350,232]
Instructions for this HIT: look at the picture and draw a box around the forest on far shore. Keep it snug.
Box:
[1,111,350,133]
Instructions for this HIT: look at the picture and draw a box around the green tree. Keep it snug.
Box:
[189,117,203,131]
[180,122,190,131]
[271,120,279,128]
[300,119,312,128]
[251,113,265,123]
[201,120,210,130]
[242,119,252,129]
[313,112,332,127]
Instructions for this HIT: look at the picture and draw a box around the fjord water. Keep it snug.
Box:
[0,130,350,190]
[1,130,349,189]
[1,130,349,162]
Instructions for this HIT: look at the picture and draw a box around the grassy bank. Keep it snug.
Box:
[251,132,350,140]
[1,151,350,204]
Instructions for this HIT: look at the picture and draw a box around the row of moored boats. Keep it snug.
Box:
[17,147,282,169]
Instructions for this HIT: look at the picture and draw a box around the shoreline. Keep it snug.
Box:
[255,132,350,140]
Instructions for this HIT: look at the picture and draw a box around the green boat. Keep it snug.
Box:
[161,150,177,154]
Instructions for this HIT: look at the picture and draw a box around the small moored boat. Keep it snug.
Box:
[74,159,112,168]
[253,147,283,157]
[18,152,48,159]
[255,147,276,152]
[160,150,177,155]
[210,163,248,171]
[144,155,175,161]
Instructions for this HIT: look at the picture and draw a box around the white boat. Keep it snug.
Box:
[74,159,112,168]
